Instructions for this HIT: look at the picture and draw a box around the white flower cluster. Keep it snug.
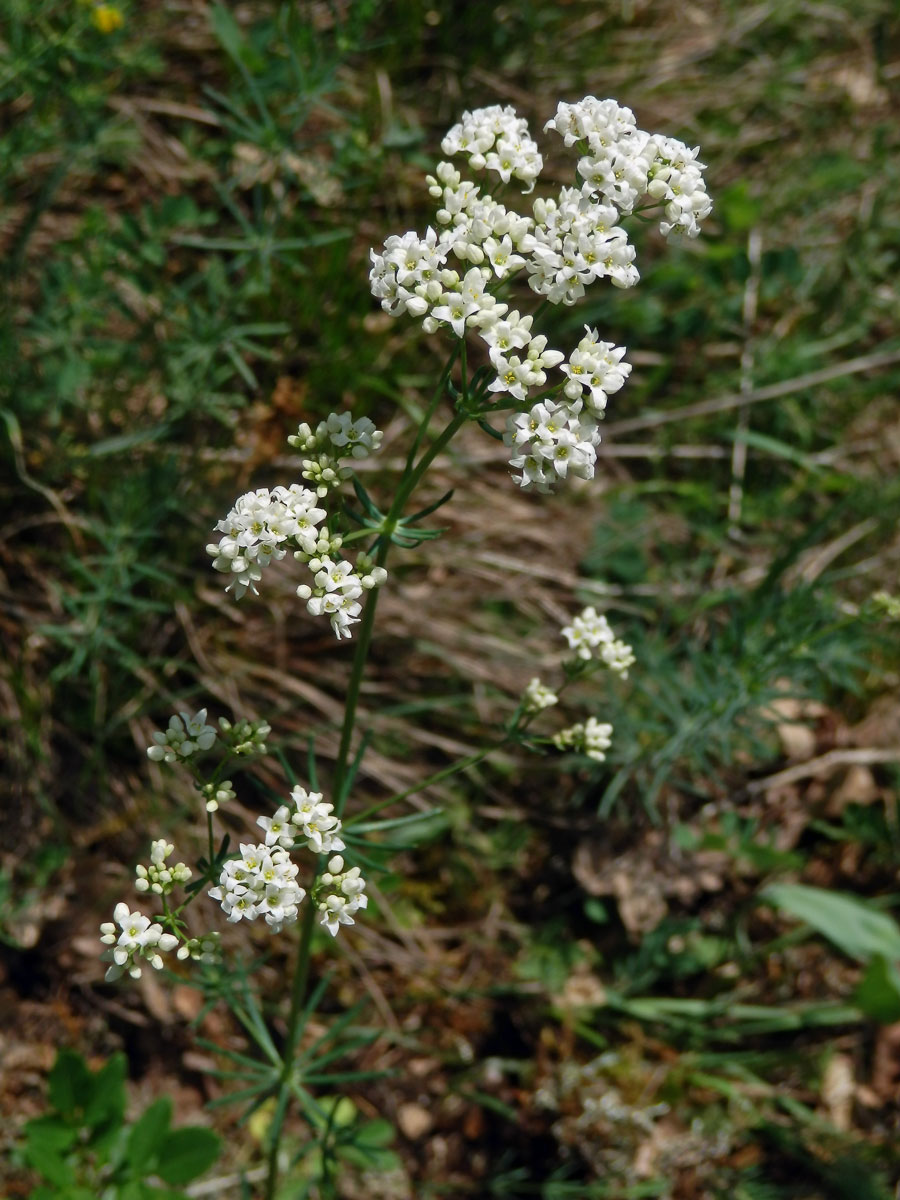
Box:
[208,843,305,933]
[257,785,346,856]
[207,483,328,600]
[288,414,383,497]
[561,606,635,677]
[370,98,711,494]
[201,779,236,813]
[442,103,542,192]
[523,677,559,714]
[561,327,631,415]
[219,716,271,756]
[526,188,637,306]
[545,97,712,239]
[147,709,216,763]
[100,903,179,982]
[553,716,614,762]
[314,854,368,937]
[207,420,389,637]
[175,932,221,963]
[296,553,387,641]
[504,398,599,491]
[135,840,192,895]
[204,788,367,939]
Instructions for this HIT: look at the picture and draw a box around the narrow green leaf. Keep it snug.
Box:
[762,883,900,962]
[351,477,383,520]
[335,731,372,810]
[209,3,246,62]
[403,488,455,523]
[349,807,446,835]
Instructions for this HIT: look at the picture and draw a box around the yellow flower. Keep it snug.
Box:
[92,4,124,33]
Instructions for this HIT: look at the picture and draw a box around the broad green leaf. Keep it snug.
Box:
[762,883,900,962]
[83,1053,127,1130]
[48,1049,95,1121]
[126,1097,172,1173]
[353,1118,395,1148]
[155,1126,222,1185]
[23,1143,74,1188]
[23,1114,78,1155]
[854,955,900,1023]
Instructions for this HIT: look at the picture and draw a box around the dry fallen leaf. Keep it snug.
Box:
[821,1053,855,1131]
[397,1101,433,1140]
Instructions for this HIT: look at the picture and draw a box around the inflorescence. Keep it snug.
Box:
[205,97,710,635]
[206,415,387,639]
[104,98,694,982]
[370,97,711,493]
[101,746,368,980]
[521,604,634,763]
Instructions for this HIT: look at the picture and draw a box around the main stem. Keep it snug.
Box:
[264,346,467,1200]
[263,897,316,1200]
[333,397,467,816]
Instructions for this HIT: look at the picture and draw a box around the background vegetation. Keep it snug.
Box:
[2,1,899,1196]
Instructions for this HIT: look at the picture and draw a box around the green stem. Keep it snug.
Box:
[263,896,317,1200]
[333,367,468,817]
[264,342,468,1198]
[403,342,459,475]
[347,744,502,826]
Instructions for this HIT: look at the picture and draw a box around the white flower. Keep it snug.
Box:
[289,786,345,855]
[484,234,526,279]
[545,98,712,237]
[323,412,383,458]
[257,804,294,849]
[369,96,711,501]
[442,104,543,191]
[561,328,631,415]
[479,310,533,355]
[207,485,327,596]
[288,414,384,488]
[99,903,179,982]
[526,187,638,305]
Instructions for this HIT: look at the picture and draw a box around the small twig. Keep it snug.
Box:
[108,94,220,126]
[746,748,900,796]
[0,409,85,550]
[785,517,879,585]
[726,227,762,532]
[186,1166,267,1197]
[336,937,401,1032]
[605,346,900,437]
